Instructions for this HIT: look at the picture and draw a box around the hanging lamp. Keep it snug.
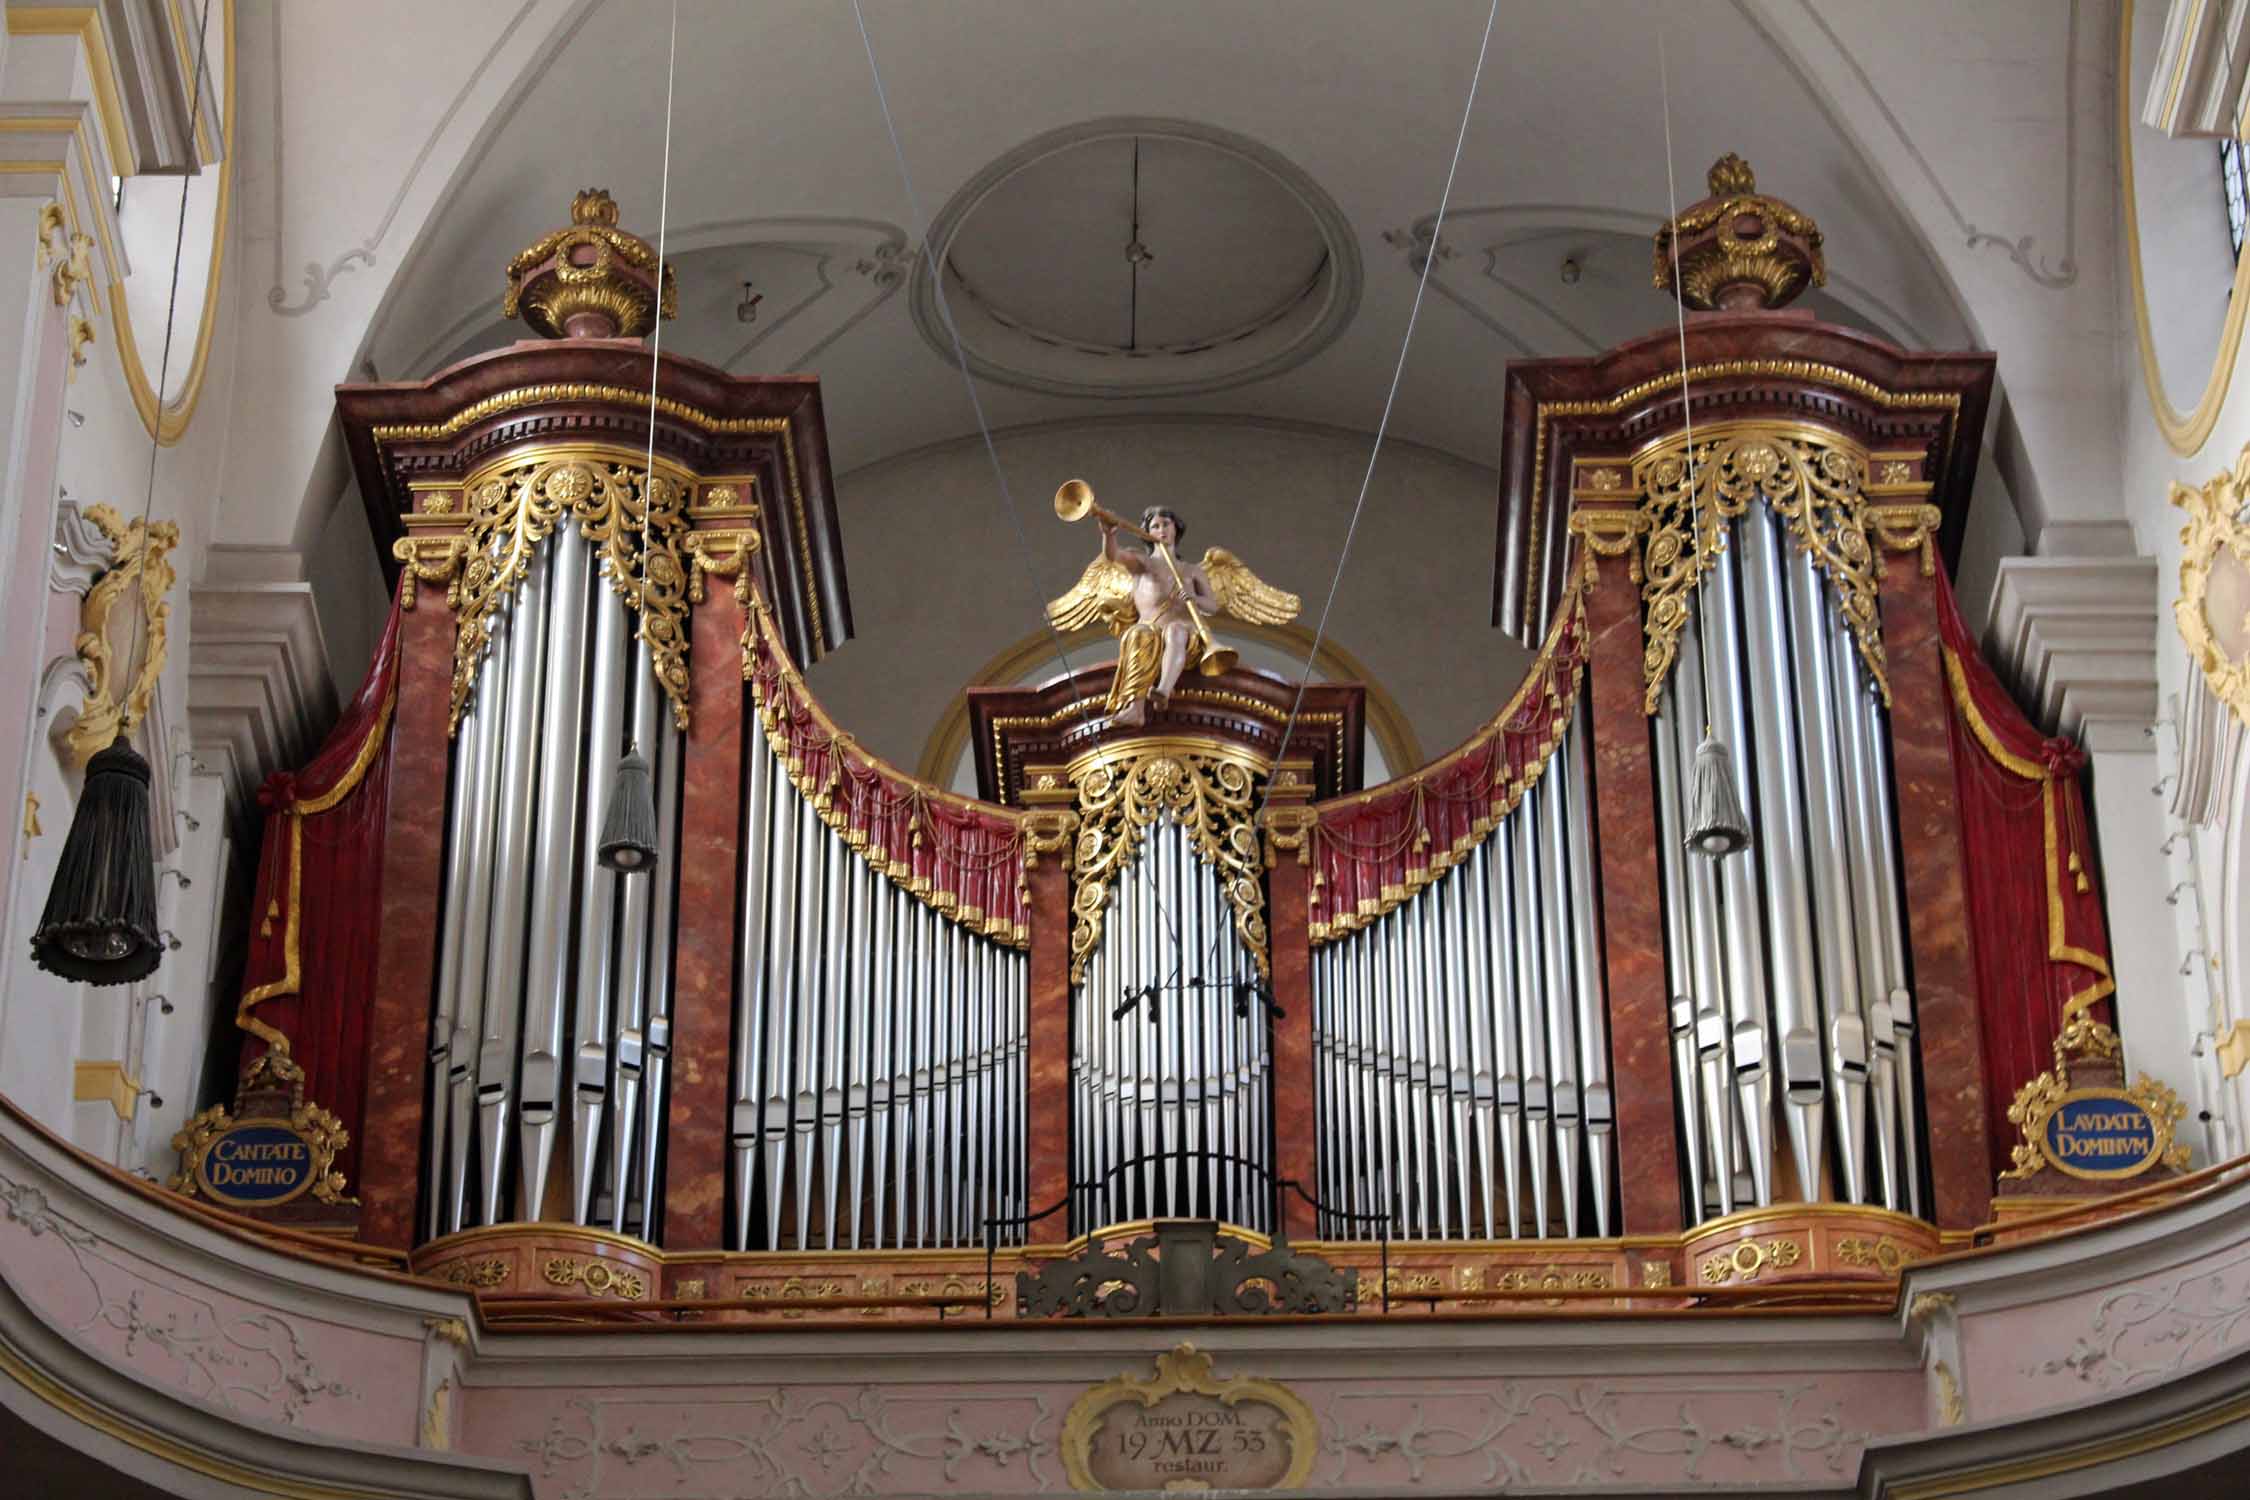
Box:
[31,0,212,985]
[30,737,162,983]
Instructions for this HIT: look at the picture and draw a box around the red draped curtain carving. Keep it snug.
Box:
[1934,567,2116,1177]
[236,596,402,1184]
[1308,559,1590,937]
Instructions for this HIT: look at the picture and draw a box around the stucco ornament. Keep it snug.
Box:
[63,505,180,768]
[2172,442,2250,731]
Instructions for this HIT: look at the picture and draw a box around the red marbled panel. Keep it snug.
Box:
[1880,552,1991,1229]
[662,589,747,1249]
[1266,843,1318,1239]
[1583,552,1684,1233]
[1023,852,1072,1229]
[357,582,457,1249]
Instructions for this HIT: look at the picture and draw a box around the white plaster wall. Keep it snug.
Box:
[805,417,1530,780]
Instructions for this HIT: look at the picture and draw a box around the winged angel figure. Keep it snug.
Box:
[1046,505,1300,728]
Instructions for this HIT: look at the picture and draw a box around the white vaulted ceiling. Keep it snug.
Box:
[237,0,2103,769]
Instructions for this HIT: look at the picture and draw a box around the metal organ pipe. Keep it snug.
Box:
[1565,707,1617,1237]
[569,569,630,1227]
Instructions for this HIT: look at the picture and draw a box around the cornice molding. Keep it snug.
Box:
[184,552,339,822]
[1981,554,2161,753]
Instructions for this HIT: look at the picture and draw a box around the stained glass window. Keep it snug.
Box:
[2222,139,2247,258]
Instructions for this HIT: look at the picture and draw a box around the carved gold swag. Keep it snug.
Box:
[398,456,697,737]
[1632,422,1891,715]
[66,505,180,768]
[1070,749,1270,983]
[2172,442,2250,730]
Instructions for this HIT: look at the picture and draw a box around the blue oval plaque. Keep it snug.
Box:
[196,1121,316,1207]
[2040,1091,2161,1180]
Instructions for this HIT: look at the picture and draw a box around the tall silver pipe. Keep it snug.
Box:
[1652,681,1711,1222]
[1403,891,1433,1238]
[515,526,591,1225]
[845,860,877,1248]
[908,900,934,1246]
[1441,869,1474,1239]
[1565,713,1617,1236]
[1829,621,1902,1209]
[1340,933,1367,1231]
[567,584,630,1226]
[427,628,497,1239]
[1373,917,1403,1235]
[476,552,552,1225]
[1861,688,1922,1217]
[1464,841,1499,1239]
[606,644,662,1229]
[631,711,681,1237]
[1737,509,1826,1199]
[445,595,512,1233]
[1134,844,1159,1218]
[791,823,828,1248]
[760,788,806,1250]
[1537,775,1584,1237]
[872,882,904,1247]
[1512,792,1552,1238]
[1156,827,1182,1216]
[1785,546,1871,1203]
[817,829,850,1247]
[1189,831,1213,1217]
[730,731,778,1249]
[1490,827,1525,1239]
[1692,546,1782,1214]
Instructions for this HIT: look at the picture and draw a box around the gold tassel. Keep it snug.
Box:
[2069,849,2089,893]
[260,898,278,939]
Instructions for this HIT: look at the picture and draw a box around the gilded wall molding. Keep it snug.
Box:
[64,504,180,768]
[1069,745,1270,982]
[2172,444,2250,731]
[1631,421,1888,714]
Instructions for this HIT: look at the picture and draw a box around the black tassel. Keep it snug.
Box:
[597,745,659,873]
[1684,733,1752,860]
[31,736,162,985]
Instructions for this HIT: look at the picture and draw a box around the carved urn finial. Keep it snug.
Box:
[502,188,678,340]
[1653,153,1826,313]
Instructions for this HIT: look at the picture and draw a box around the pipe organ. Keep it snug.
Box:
[1312,703,1615,1241]
[246,172,2129,1304]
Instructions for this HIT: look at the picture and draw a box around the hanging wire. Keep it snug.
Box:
[636,0,682,748]
[849,0,1081,694]
[1657,27,1713,735]
[1171,0,1503,995]
[125,0,216,696]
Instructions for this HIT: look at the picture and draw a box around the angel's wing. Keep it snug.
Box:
[1046,554,1137,634]
[1200,547,1301,626]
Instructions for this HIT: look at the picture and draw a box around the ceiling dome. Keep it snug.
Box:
[911,117,1361,398]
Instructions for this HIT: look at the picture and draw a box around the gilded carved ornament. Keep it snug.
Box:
[1631,422,1889,715]
[1061,1344,1318,1493]
[1259,804,1317,868]
[444,455,694,736]
[167,1055,355,1208]
[1652,154,1826,312]
[64,505,179,768]
[1069,748,1271,983]
[2171,443,2250,732]
[1998,1020,2190,1182]
[502,189,677,340]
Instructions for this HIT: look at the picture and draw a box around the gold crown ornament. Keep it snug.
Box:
[502,188,679,340]
[1653,154,1826,313]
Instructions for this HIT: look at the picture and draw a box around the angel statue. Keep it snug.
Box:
[1047,480,1301,728]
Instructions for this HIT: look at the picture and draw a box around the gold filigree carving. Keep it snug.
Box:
[1834,1236,1913,1274]
[65,505,179,767]
[1698,1236,1803,1284]
[68,314,93,378]
[1634,422,1887,715]
[422,1316,471,1347]
[1653,153,1825,311]
[1070,748,1270,982]
[1022,808,1078,871]
[1568,508,1646,584]
[681,526,761,608]
[421,491,457,515]
[391,535,470,611]
[2172,444,2250,731]
[166,1090,355,1207]
[540,1256,648,1300]
[1260,805,1317,868]
[1868,502,1944,578]
[50,229,94,308]
[1999,1022,2191,1182]
[34,201,65,270]
[432,1258,510,1289]
[1641,1260,1672,1289]
[447,455,692,735]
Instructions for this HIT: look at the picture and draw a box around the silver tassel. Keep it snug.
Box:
[598,745,660,873]
[1684,734,1751,859]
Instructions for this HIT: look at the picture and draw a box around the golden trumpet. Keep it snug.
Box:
[1053,478,1237,676]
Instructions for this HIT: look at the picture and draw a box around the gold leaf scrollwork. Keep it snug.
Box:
[1869,502,1944,579]
[2172,443,2250,732]
[1634,423,1888,716]
[1021,808,1077,872]
[66,505,180,768]
[1260,805,1317,868]
[540,1255,647,1300]
[1698,1236,1802,1284]
[1567,508,1646,585]
[390,535,470,612]
[1070,750,1270,982]
[447,457,693,736]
